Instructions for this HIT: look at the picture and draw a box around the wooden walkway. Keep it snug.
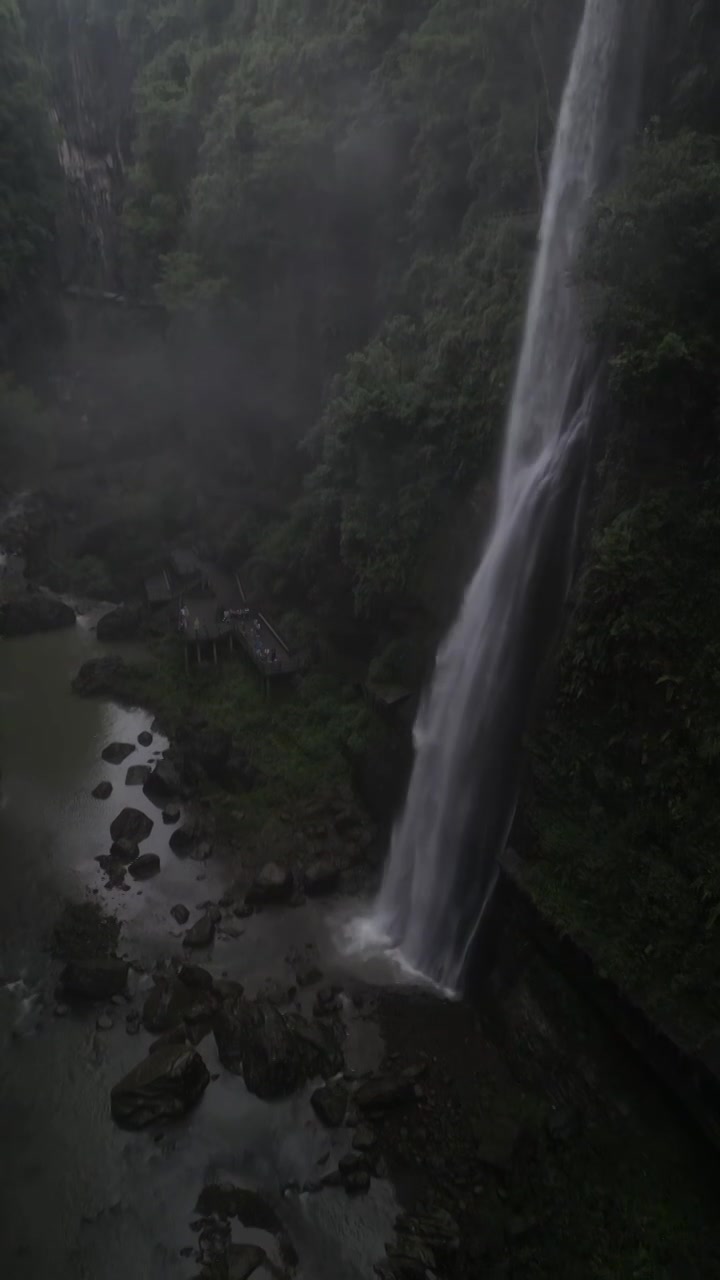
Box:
[179,562,302,680]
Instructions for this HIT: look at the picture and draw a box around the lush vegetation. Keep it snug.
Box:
[19,0,579,649]
[7,0,720,1052]
[0,0,58,481]
[527,6,720,1046]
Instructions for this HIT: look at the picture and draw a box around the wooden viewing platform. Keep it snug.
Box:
[166,554,303,684]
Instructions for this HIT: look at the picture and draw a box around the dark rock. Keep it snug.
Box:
[227,1244,268,1280]
[92,781,113,800]
[96,1013,114,1031]
[184,913,216,949]
[195,1184,297,1268]
[355,1075,414,1112]
[214,997,342,1099]
[213,979,246,1003]
[303,858,340,897]
[178,963,214,990]
[170,904,190,925]
[339,1151,372,1193]
[190,841,213,863]
[110,1044,210,1128]
[311,1083,348,1128]
[233,903,254,920]
[394,1209,459,1265]
[0,593,75,638]
[143,759,181,799]
[246,862,294,906]
[129,853,161,879]
[138,730,153,747]
[162,803,181,825]
[110,838,139,863]
[125,764,151,786]
[72,656,132,698]
[353,1125,377,1152]
[110,807,153,844]
[149,1025,190,1053]
[96,603,144,643]
[342,1166,371,1194]
[142,975,217,1033]
[59,958,129,1001]
[102,742,135,765]
[169,820,199,854]
[97,854,127,881]
[313,986,342,1017]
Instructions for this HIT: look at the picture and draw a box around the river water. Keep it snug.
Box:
[0,614,395,1279]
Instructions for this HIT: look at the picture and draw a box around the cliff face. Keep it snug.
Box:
[41,5,134,291]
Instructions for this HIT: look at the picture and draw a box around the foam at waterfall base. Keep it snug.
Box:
[336,908,460,1001]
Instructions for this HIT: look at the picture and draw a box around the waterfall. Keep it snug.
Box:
[348,0,648,992]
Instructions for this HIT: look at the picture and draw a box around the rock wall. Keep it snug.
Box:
[45,7,134,291]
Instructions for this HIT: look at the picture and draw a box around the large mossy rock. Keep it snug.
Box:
[0,594,75,638]
[110,1044,210,1128]
[72,656,132,698]
[214,996,342,1099]
[142,972,219,1033]
[96,603,144,642]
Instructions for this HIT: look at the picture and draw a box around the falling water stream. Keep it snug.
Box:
[348,0,649,991]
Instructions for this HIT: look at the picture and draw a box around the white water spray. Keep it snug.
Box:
[346,0,648,992]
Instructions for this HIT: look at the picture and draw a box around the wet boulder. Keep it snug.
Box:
[92,781,113,800]
[163,803,181,825]
[72,656,132,698]
[338,1151,371,1194]
[125,764,151,787]
[102,742,135,765]
[214,997,342,1099]
[178,963,214,990]
[97,854,127,883]
[59,958,129,1001]
[129,853,160,879]
[143,759,181,799]
[110,807,153,845]
[303,858,340,897]
[110,838,139,863]
[96,603,144,643]
[138,730,153,746]
[169,819,200,854]
[0,593,75,638]
[170,903,190,925]
[110,1044,210,1128]
[142,973,217,1033]
[311,1082,348,1127]
[246,862,294,906]
[184,913,216,949]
